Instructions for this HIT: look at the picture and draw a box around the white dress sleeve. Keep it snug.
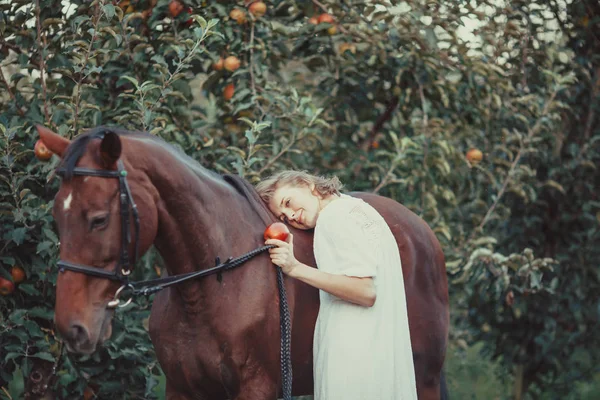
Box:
[317,202,380,278]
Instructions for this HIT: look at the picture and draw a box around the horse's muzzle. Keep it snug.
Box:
[63,322,96,354]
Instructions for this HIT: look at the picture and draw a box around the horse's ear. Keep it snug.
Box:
[37,125,70,158]
[99,131,122,168]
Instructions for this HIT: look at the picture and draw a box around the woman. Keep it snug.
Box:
[256,170,418,400]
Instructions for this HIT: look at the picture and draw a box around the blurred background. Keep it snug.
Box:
[0,0,598,398]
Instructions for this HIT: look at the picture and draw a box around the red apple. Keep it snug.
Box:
[264,222,290,241]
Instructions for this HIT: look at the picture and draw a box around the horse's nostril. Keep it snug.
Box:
[69,323,89,345]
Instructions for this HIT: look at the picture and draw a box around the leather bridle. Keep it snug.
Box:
[55,159,140,308]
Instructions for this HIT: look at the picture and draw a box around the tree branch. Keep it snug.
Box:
[1,386,13,400]
[258,129,304,175]
[35,0,50,124]
[474,90,558,235]
[418,81,428,128]
[72,3,102,137]
[0,38,23,55]
[520,34,530,92]
[249,21,266,117]
[0,67,25,117]
[359,96,399,151]
[372,158,401,194]
[583,66,599,141]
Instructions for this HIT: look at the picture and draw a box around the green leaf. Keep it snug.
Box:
[542,180,565,194]
[8,367,24,399]
[8,329,29,342]
[0,256,16,266]
[193,15,207,30]
[9,309,27,324]
[32,352,55,362]
[18,283,40,296]
[27,307,54,320]
[19,188,30,200]
[144,109,153,127]
[446,70,463,83]
[23,320,43,337]
[238,117,255,127]
[255,122,271,131]
[42,227,59,244]
[58,372,78,387]
[152,370,167,396]
[8,227,27,245]
[245,130,256,145]
[5,352,21,363]
[207,18,219,30]
[102,4,116,20]
[121,76,139,89]
[36,241,53,254]
[530,270,543,289]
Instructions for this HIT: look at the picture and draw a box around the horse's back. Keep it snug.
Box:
[354,193,448,299]
[354,192,449,395]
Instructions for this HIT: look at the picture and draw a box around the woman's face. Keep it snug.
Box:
[268,183,322,230]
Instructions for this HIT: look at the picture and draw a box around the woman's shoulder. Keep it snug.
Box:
[315,195,386,253]
[319,194,362,219]
[318,195,381,231]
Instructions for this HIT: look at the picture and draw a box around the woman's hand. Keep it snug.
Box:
[265,232,376,307]
[265,233,299,276]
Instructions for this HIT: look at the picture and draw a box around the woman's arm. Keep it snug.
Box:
[290,262,376,307]
[266,234,377,307]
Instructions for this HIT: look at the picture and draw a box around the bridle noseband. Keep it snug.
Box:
[56,159,140,308]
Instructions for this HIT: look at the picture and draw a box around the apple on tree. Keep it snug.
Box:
[248,1,267,18]
[230,8,247,25]
[213,57,225,71]
[0,277,15,296]
[168,0,184,17]
[11,266,25,284]
[315,13,337,35]
[224,56,241,72]
[224,83,235,101]
[466,148,483,165]
[34,139,53,161]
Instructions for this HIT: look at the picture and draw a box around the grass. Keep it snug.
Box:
[444,341,511,400]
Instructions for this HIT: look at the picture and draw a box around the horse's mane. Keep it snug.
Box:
[60,126,221,183]
[222,174,276,226]
[61,126,275,224]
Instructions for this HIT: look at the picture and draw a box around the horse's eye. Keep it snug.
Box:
[90,215,109,230]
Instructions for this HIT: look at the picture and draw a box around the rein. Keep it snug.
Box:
[112,246,276,304]
[54,155,293,400]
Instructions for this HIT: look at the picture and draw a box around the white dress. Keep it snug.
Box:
[312,195,418,400]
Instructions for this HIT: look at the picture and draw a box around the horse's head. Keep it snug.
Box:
[38,126,158,354]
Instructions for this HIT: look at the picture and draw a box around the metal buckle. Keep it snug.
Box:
[107,284,134,309]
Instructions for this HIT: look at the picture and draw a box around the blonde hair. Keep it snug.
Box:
[256,170,343,203]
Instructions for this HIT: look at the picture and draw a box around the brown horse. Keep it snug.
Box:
[38,125,449,400]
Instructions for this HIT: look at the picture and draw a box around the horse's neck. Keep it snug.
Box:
[130,138,267,298]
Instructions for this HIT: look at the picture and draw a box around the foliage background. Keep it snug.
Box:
[1,0,598,398]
